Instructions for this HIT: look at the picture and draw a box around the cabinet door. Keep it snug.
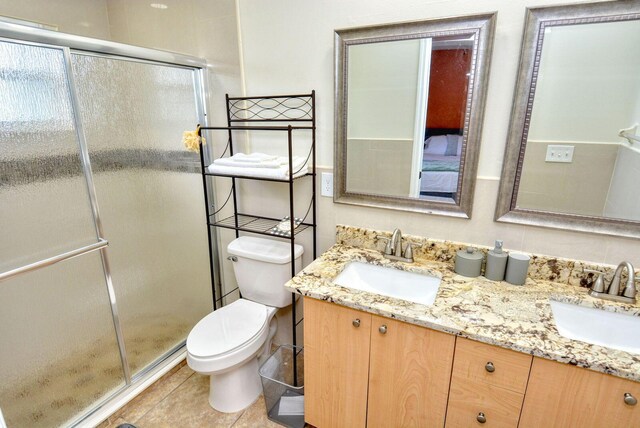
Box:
[367,315,456,428]
[519,357,640,428]
[304,298,372,428]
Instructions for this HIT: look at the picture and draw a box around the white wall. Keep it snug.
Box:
[235,0,640,266]
[529,20,640,143]
[347,40,420,139]
[0,0,111,39]
[345,40,419,196]
[605,145,640,221]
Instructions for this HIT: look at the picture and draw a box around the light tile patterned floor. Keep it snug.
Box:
[98,361,282,428]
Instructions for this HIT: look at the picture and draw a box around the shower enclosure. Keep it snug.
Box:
[0,24,215,427]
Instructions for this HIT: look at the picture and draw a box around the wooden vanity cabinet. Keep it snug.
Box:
[304,297,456,428]
[519,357,640,428]
[445,338,532,427]
[304,297,640,428]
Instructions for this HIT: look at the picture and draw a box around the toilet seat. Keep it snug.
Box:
[186,299,272,374]
[188,299,268,358]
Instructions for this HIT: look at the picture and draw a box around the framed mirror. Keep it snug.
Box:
[496,1,640,238]
[334,14,496,218]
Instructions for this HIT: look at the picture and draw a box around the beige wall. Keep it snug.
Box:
[0,0,111,39]
[346,138,413,197]
[517,142,618,217]
[235,0,640,267]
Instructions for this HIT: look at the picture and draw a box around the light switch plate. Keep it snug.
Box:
[321,172,333,197]
[545,145,574,163]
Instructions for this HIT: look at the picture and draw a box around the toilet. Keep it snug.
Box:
[186,236,303,413]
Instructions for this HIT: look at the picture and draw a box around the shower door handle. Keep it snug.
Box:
[0,239,109,282]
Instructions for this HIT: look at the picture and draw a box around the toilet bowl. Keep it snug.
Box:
[186,236,303,413]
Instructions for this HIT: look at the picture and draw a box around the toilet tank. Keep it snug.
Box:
[227,236,304,308]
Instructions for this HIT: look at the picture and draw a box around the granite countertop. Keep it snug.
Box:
[285,244,640,382]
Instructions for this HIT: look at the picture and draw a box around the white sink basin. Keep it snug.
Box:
[333,261,441,306]
[550,300,640,354]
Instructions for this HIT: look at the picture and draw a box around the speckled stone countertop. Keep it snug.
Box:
[285,243,640,382]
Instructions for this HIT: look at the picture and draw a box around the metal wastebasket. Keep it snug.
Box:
[258,345,304,428]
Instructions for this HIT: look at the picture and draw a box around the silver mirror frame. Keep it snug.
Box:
[495,0,640,239]
[334,14,496,219]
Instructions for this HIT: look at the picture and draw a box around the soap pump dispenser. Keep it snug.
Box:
[485,240,508,281]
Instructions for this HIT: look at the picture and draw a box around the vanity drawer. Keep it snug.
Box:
[445,377,524,428]
[453,338,532,394]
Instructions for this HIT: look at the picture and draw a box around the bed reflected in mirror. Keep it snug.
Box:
[334,14,496,218]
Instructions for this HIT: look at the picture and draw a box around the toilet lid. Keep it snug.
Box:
[187,299,268,358]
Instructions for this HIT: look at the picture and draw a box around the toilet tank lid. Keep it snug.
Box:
[228,236,304,264]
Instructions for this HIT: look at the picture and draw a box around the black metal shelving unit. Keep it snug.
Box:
[197,92,316,386]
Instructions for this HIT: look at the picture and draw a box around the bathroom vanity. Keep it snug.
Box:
[287,226,640,428]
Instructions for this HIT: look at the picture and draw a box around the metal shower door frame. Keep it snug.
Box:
[0,20,217,426]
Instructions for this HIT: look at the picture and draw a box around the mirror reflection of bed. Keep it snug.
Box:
[421,131,462,202]
[419,44,470,203]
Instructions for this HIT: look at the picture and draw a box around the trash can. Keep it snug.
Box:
[258,345,304,428]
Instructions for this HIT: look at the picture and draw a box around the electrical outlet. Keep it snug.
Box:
[545,145,574,163]
[321,172,333,197]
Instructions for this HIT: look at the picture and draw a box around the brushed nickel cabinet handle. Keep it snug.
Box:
[625,393,637,406]
[476,412,486,423]
[352,319,361,328]
[379,325,387,334]
[485,362,495,373]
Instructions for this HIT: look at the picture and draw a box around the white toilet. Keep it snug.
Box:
[186,236,303,413]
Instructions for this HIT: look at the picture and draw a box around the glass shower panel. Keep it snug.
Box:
[0,252,125,428]
[0,41,99,273]
[71,54,213,374]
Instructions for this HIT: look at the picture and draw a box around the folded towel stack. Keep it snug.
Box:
[208,152,308,179]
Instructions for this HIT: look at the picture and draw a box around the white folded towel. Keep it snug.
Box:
[232,152,278,163]
[213,155,306,170]
[214,158,281,168]
[207,163,308,180]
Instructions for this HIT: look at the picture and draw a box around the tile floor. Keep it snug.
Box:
[97,360,282,428]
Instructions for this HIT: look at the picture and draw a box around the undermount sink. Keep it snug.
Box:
[332,261,441,306]
[550,300,640,354]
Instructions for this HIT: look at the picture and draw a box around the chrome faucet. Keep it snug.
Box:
[587,261,638,304]
[379,228,414,263]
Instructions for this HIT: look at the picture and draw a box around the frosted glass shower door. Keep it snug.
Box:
[71,54,213,375]
[0,40,125,427]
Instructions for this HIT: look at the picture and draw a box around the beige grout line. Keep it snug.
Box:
[130,369,196,425]
[228,408,246,428]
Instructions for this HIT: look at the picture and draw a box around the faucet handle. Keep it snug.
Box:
[403,242,416,260]
[622,273,639,299]
[584,268,606,293]
[377,236,393,255]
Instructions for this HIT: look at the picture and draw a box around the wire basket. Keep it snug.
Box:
[258,345,304,428]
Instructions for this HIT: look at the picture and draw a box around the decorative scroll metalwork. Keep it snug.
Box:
[228,94,313,122]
